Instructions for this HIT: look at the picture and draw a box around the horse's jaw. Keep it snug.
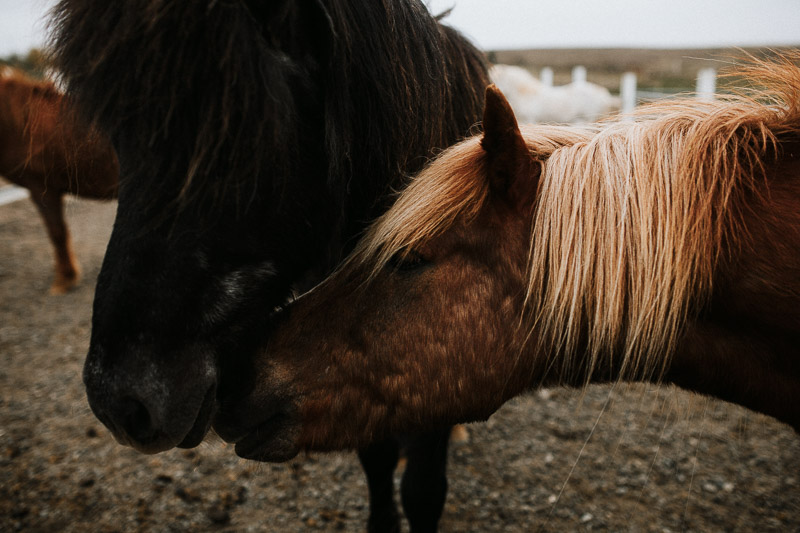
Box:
[227,411,301,463]
[212,357,302,462]
[213,405,301,462]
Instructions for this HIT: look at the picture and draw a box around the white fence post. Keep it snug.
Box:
[696,68,717,100]
[620,72,638,114]
[540,67,554,87]
[572,65,587,84]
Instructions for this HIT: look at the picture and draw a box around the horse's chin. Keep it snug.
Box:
[115,434,176,455]
[235,414,300,463]
[215,410,300,463]
[177,385,218,449]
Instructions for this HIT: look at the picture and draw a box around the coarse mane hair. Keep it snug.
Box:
[48,0,487,228]
[354,53,800,383]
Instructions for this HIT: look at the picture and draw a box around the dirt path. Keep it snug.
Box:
[1,196,798,532]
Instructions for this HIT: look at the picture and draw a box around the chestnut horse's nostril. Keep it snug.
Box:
[117,396,158,444]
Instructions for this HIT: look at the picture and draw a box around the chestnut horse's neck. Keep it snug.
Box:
[521,86,800,386]
[665,142,800,433]
[522,138,800,433]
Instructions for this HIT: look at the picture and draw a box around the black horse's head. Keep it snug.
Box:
[51,0,338,452]
[83,190,327,452]
[51,0,487,453]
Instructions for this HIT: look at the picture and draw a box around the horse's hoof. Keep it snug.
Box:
[450,424,469,444]
[50,276,80,295]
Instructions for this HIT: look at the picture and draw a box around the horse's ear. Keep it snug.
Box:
[481,85,539,212]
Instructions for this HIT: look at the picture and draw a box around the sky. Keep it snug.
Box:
[0,0,55,57]
[425,0,800,50]
[1,0,799,57]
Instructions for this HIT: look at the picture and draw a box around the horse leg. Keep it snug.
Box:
[358,438,402,533]
[29,191,80,294]
[401,428,451,533]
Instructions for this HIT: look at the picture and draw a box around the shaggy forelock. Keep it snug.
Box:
[49,0,300,214]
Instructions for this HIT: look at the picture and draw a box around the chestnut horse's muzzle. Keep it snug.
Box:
[212,368,301,463]
[220,410,300,463]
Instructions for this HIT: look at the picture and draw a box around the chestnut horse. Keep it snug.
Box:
[50,1,488,531]
[220,55,800,463]
[0,68,118,293]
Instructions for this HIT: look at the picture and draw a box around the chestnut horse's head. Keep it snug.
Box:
[221,86,545,460]
[219,54,800,459]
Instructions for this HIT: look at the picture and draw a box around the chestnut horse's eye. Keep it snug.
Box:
[387,250,430,273]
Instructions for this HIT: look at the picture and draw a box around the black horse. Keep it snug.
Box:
[50,1,488,531]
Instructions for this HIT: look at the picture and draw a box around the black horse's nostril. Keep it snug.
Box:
[117,396,158,443]
[83,343,218,453]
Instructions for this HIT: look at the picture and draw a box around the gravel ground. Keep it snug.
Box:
[1,194,799,532]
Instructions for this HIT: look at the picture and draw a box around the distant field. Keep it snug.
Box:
[488,46,800,93]
[4,46,798,96]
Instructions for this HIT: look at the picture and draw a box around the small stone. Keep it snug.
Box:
[175,487,202,503]
[5,446,21,459]
[702,482,718,493]
[207,505,230,525]
[10,506,30,520]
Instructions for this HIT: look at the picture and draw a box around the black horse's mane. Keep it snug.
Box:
[49,0,487,243]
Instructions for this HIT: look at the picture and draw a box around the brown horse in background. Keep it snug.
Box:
[218,54,800,463]
[0,67,117,293]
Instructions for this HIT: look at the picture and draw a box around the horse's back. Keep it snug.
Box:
[670,136,800,432]
[721,138,800,331]
[0,70,117,198]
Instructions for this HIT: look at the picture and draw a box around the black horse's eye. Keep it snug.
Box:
[387,250,430,273]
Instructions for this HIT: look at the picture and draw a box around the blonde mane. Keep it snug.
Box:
[354,54,800,383]
[352,125,594,271]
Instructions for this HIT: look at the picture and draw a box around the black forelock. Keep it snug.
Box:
[50,0,306,212]
[49,0,488,249]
